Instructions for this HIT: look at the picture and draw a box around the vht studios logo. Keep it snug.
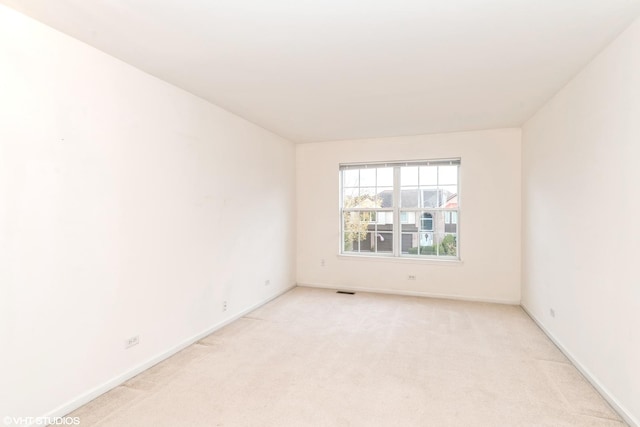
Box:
[3,416,80,426]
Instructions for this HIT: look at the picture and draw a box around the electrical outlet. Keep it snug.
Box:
[408,275,416,280]
[550,308,555,318]
[125,335,139,349]
[223,300,228,311]
[320,259,326,267]
[265,280,270,286]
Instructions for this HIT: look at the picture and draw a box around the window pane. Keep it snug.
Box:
[400,210,417,231]
[401,232,435,255]
[438,166,458,185]
[419,232,435,251]
[360,168,376,187]
[420,213,433,231]
[421,187,439,208]
[343,211,375,252]
[343,169,359,187]
[444,210,458,233]
[401,166,419,186]
[400,211,416,225]
[359,232,374,252]
[379,212,388,224]
[344,189,380,208]
[376,211,393,225]
[437,185,458,208]
[359,187,377,198]
[436,233,458,257]
[445,221,457,233]
[361,211,376,223]
[377,167,393,187]
[343,211,365,237]
[343,233,359,252]
[420,166,437,185]
[401,233,418,255]
[377,187,393,207]
[376,232,393,253]
[401,188,419,208]
[342,188,358,207]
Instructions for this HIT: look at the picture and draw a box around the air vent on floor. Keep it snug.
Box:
[336,291,355,295]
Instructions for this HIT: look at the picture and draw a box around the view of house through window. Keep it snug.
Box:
[340,159,460,259]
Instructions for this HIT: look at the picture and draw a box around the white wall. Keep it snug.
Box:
[297,129,521,303]
[522,17,640,425]
[0,5,295,419]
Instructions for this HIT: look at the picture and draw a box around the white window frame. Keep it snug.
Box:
[339,159,461,260]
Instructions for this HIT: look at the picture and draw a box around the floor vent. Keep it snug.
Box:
[336,291,355,295]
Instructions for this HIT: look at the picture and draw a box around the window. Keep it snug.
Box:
[340,159,460,259]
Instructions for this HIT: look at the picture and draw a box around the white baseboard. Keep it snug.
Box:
[521,304,638,427]
[297,282,520,305]
[42,284,636,426]
[40,284,296,424]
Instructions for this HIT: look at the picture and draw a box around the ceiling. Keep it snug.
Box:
[3,0,640,143]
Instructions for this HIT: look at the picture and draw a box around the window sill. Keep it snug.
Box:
[336,254,463,266]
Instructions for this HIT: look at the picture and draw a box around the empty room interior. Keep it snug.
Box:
[1,0,639,426]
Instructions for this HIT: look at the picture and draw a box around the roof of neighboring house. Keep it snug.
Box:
[377,188,456,209]
[445,194,458,209]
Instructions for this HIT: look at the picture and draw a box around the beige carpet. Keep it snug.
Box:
[69,287,625,426]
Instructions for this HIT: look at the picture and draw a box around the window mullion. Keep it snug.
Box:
[393,166,401,257]
[435,166,439,257]
[339,170,344,254]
